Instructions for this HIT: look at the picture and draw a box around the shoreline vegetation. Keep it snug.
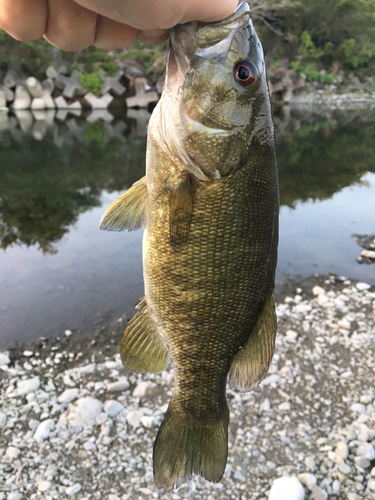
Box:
[1,0,375,112]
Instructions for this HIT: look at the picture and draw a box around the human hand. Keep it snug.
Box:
[0,0,238,51]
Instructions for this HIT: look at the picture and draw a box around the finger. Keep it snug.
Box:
[0,0,48,41]
[136,30,169,46]
[44,0,97,51]
[181,0,239,23]
[94,16,138,49]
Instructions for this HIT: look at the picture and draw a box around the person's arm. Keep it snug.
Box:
[0,0,238,50]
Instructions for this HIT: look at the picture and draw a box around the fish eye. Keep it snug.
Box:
[234,61,256,88]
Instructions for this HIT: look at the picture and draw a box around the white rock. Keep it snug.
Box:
[356,442,375,460]
[6,446,20,460]
[37,480,52,492]
[269,477,305,500]
[285,330,298,342]
[8,492,22,500]
[339,463,351,474]
[338,318,351,330]
[61,397,103,426]
[132,381,156,398]
[141,415,161,429]
[361,250,375,259]
[0,351,10,365]
[328,450,343,465]
[96,412,108,425]
[104,400,124,417]
[107,378,129,392]
[34,419,55,442]
[354,456,370,468]
[262,374,280,385]
[0,412,6,427]
[368,479,375,491]
[278,402,291,411]
[298,473,317,490]
[17,377,40,395]
[57,388,79,404]
[65,329,73,336]
[305,456,316,471]
[312,286,325,296]
[66,484,82,496]
[63,374,76,387]
[332,480,341,493]
[126,410,144,428]
[335,441,349,459]
[13,85,31,110]
[351,403,366,413]
[83,440,97,451]
[356,282,371,291]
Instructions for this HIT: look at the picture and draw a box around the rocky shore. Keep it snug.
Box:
[1,62,375,118]
[1,274,374,500]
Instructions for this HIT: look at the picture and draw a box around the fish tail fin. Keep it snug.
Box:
[153,404,229,491]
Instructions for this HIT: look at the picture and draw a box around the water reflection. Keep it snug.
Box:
[0,109,146,253]
[0,107,374,347]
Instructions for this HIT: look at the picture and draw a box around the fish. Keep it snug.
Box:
[100,1,279,491]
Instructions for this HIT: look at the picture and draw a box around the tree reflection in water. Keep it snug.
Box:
[0,107,374,254]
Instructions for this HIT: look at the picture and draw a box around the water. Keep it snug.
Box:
[1,107,374,348]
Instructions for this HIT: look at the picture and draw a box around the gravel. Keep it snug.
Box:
[0,274,374,500]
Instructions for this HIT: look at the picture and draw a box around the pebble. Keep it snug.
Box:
[0,351,10,365]
[66,484,82,496]
[126,410,144,428]
[17,376,40,395]
[298,473,317,489]
[356,442,375,460]
[132,381,155,398]
[335,441,349,459]
[106,378,129,392]
[37,480,52,492]
[7,493,22,500]
[305,456,316,471]
[0,411,6,427]
[351,403,367,413]
[368,479,375,491]
[355,282,371,291]
[34,419,55,442]
[60,397,103,426]
[57,388,79,404]
[6,446,20,460]
[354,456,371,468]
[104,400,124,417]
[269,477,305,500]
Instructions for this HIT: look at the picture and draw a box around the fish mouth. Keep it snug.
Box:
[166,2,251,92]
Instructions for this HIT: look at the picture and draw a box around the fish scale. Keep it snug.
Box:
[100,2,278,491]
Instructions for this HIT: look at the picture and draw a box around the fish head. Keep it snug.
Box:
[161,2,274,181]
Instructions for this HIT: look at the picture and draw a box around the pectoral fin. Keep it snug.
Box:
[100,177,148,231]
[167,174,193,247]
[229,294,276,392]
[120,298,169,373]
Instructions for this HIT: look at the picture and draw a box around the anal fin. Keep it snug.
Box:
[229,294,277,392]
[100,176,148,231]
[121,298,169,373]
[167,173,193,247]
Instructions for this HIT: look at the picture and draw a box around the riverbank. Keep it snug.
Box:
[1,274,374,500]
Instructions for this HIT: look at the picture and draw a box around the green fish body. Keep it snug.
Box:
[101,2,279,491]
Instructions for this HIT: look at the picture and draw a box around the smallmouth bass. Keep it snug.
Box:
[101,2,279,491]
